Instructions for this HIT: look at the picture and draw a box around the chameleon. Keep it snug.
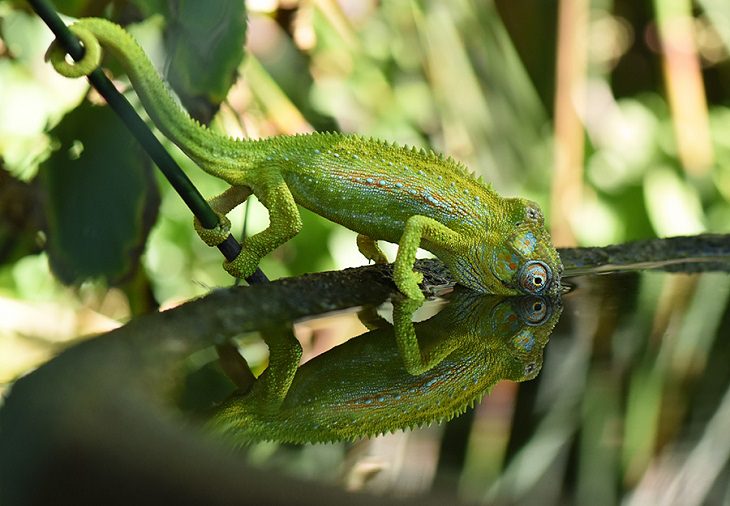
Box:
[208,290,562,443]
[47,18,563,300]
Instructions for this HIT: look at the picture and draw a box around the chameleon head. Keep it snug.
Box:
[488,198,563,297]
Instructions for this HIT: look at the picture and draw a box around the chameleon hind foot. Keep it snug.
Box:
[194,184,252,251]
[221,243,264,280]
[220,177,302,281]
[194,213,231,247]
[356,234,389,264]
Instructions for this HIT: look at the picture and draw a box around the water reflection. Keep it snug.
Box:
[209,289,562,444]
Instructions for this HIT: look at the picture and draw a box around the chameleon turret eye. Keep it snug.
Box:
[518,261,551,294]
[516,296,549,325]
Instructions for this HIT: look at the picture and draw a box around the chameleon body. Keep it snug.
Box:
[48,19,563,299]
[210,291,562,443]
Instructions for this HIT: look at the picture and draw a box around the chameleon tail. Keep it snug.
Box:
[47,18,237,179]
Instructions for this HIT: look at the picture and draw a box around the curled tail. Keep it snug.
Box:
[47,18,237,176]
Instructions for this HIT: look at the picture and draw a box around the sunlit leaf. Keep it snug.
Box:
[133,0,247,122]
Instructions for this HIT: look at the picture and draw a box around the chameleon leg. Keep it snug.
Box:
[393,215,462,300]
[250,326,303,415]
[392,297,429,375]
[208,327,302,432]
[194,185,253,246]
[392,297,462,375]
[216,342,257,394]
[224,176,303,279]
[356,234,389,264]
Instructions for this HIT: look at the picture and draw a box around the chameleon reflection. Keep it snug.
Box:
[207,290,562,444]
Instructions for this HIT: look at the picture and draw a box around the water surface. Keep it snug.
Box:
[192,266,730,505]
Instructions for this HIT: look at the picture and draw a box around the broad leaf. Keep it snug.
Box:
[133,0,247,123]
[40,102,159,284]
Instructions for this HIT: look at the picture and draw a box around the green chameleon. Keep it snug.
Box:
[47,18,563,300]
[208,290,561,443]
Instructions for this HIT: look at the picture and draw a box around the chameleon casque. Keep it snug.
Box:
[210,291,562,443]
[48,18,563,300]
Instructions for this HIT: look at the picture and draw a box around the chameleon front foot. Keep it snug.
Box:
[393,268,425,301]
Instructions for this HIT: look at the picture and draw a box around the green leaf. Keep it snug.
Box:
[40,102,159,285]
[134,0,247,122]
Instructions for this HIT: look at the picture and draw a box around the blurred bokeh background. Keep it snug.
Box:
[0,0,729,503]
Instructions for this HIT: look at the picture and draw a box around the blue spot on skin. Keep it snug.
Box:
[396,182,404,188]
[366,178,374,184]
[513,230,537,256]
[314,149,321,154]
[409,189,418,195]
[513,330,535,352]
[378,180,387,186]
[493,247,521,280]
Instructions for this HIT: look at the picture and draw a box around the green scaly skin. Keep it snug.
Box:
[48,18,563,300]
[210,290,562,444]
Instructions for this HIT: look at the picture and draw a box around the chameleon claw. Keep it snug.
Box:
[195,214,231,247]
[222,246,259,280]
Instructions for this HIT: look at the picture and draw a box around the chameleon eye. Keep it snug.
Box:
[516,296,549,324]
[517,261,551,294]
